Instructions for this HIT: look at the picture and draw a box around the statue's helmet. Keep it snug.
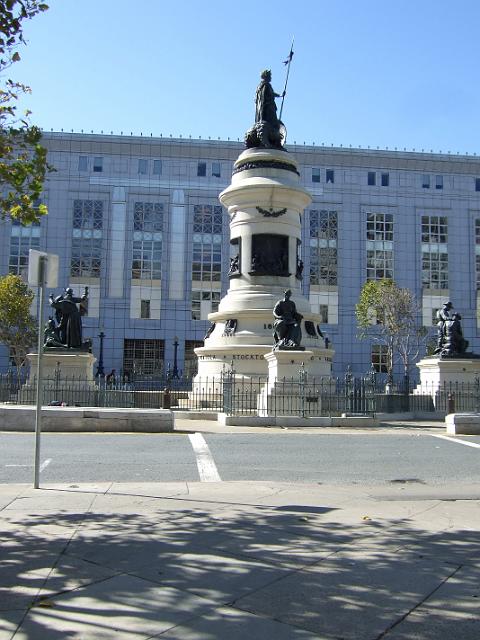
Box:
[443,300,453,308]
[261,69,271,81]
[65,287,74,296]
[284,289,292,297]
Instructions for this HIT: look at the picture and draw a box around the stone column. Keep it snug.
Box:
[109,187,127,298]
[168,189,186,301]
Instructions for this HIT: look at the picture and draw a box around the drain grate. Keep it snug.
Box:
[390,478,426,485]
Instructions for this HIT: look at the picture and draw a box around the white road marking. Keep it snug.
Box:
[39,458,52,472]
[431,434,480,450]
[188,433,221,482]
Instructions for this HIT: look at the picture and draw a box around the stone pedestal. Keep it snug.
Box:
[415,355,480,391]
[264,349,313,383]
[20,351,97,406]
[414,355,480,411]
[258,350,333,417]
[25,351,97,386]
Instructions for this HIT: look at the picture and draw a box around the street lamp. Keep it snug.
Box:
[95,328,105,378]
[171,336,180,379]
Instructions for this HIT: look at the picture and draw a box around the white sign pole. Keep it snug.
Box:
[33,255,46,489]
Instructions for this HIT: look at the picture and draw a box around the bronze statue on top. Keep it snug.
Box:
[48,286,90,350]
[245,70,285,150]
[435,301,471,357]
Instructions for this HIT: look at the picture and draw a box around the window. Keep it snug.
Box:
[191,290,221,320]
[123,339,164,376]
[319,304,329,324]
[138,159,148,175]
[212,162,221,178]
[381,173,389,187]
[435,175,443,190]
[312,168,320,183]
[78,156,88,172]
[309,210,338,286]
[421,215,448,289]
[366,212,394,280]
[326,169,334,184]
[9,220,41,275]
[192,204,223,282]
[421,215,447,243]
[475,178,480,192]
[368,172,376,186]
[93,157,103,172]
[422,175,430,189]
[153,159,162,175]
[132,202,163,279]
[71,200,103,278]
[371,345,389,373]
[197,162,206,177]
[140,299,151,319]
[431,308,439,326]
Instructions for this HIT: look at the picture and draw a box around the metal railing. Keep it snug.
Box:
[1,369,479,416]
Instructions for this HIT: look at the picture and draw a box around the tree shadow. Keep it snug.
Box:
[1,489,479,638]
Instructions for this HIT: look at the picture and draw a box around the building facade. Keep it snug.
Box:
[1,132,480,380]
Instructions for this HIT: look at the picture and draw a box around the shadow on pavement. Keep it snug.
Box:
[1,488,479,639]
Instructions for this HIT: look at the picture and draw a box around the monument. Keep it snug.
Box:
[193,69,334,403]
[25,286,96,387]
[415,301,480,401]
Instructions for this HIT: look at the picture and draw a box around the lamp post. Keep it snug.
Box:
[171,336,180,379]
[96,329,105,378]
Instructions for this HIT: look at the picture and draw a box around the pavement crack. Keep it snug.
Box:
[375,563,463,639]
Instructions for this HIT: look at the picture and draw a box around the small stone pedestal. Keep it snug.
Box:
[21,351,97,405]
[258,349,313,416]
[25,351,97,386]
[414,355,480,411]
[416,355,480,388]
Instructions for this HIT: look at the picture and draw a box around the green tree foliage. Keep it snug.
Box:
[0,273,37,372]
[355,279,427,378]
[0,0,51,224]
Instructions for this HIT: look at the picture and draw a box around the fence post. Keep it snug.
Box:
[447,392,455,415]
[163,385,171,409]
[221,361,235,415]
[344,366,353,414]
[299,362,306,418]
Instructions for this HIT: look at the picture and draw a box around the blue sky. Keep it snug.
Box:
[12,0,480,153]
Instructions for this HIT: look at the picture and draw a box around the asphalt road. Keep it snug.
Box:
[1,431,480,485]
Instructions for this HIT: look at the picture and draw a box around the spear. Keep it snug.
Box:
[279,37,294,122]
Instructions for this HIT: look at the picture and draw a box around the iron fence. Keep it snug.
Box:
[0,369,479,416]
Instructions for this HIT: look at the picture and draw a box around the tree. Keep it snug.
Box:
[0,273,37,374]
[355,279,427,386]
[0,0,51,224]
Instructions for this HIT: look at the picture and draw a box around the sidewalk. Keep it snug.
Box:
[173,415,447,434]
[1,480,479,639]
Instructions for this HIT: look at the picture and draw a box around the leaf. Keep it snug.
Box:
[33,599,54,608]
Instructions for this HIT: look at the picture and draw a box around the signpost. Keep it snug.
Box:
[28,250,58,488]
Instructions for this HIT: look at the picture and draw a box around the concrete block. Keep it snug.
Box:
[446,413,480,435]
[0,405,174,432]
